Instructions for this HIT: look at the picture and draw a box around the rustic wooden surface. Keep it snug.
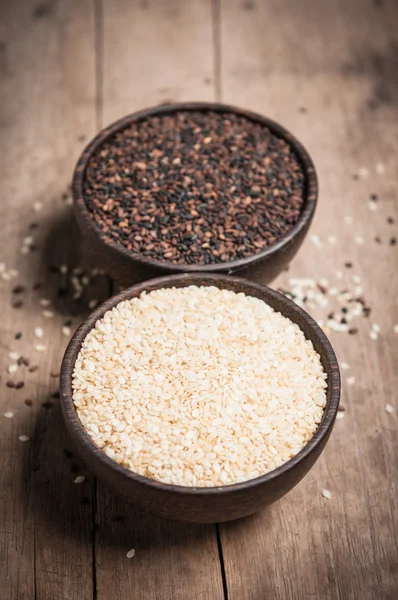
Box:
[0,1,397,599]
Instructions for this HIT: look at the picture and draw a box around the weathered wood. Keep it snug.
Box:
[94,2,224,599]
[219,0,398,599]
[0,1,102,599]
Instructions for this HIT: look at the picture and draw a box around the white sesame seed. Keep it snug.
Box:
[34,344,46,352]
[43,310,54,319]
[336,412,345,420]
[89,299,98,309]
[60,265,68,274]
[8,364,18,374]
[64,195,73,206]
[126,549,135,559]
[341,362,350,370]
[72,286,327,487]
[352,275,361,284]
[74,475,86,484]
[358,167,369,178]
[336,271,343,280]
[18,435,30,442]
[3,411,14,419]
[40,298,51,307]
[354,235,364,245]
[328,235,336,245]
[322,489,331,500]
[62,326,71,337]
[368,202,377,212]
[34,327,44,338]
[24,236,34,246]
[371,323,380,333]
[8,352,20,361]
[309,234,322,248]
[375,162,385,175]
[347,376,356,386]
[385,404,394,414]
[369,331,378,341]
[33,201,43,211]
[393,324,398,334]
[344,216,353,224]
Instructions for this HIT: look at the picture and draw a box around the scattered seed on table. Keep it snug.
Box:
[341,362,350,370]
[40,298,51,307]
[83,111,306,265]
[390,237,397,246]
[50,372,60,378]
[368,201,377,212]
[371,323,380,333]
[328,235,336,244]
[126,549,135,559]
[15,381,24,389]
[338,405,346,412]
[12,300,23,309]
[3,411,14,419]
[393,324,398,334]
[28,365,38,373]
[33,201,43,211]
[344,262,353,268]
[6,381,15,388]
[51,391,60,399]
[310,234,322,248]
[336,412,345,420]
[62,326,71,337]
[24,399,33,407]
[18,435,30,442]
[344,216,353,224]
[321,489,331,500]
[347,376,356,385]
[34,327,44,338]
[74,475,86,484]
[8,352,20,361]
[8,364,18,374]
[354,235,364,245]
[60,265,68,274]
[43,310,54,319]
[15,332,22,340]
[369,331,378,340]
[387,217,394,224]
[385,403,394,414]
[64,319,73,327]
[42,402,53,409]
[12,285,25,295]
[375,162,385,174]
[88,299,98,309]
[34,345,46,352]
[374,236,382,244]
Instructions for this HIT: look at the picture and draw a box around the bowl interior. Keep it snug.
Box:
[72,102,318,273]
[60,273,340,496]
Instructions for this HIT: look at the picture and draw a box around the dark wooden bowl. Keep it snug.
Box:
[72,102,318,287]
[60,274,340,523]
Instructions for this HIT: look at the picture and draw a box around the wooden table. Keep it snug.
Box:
[1,1,397,598]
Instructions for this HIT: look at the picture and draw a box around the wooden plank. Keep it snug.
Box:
[101,0,216,125]
[95,2,224,599]
[0,1,108,598]
[219,1,398,599]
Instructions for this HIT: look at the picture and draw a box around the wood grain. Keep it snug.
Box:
[219,0,398,599]
[94,2,225,599]
[0,1,106,599]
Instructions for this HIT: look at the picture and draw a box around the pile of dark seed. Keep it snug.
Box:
[83,111,305,265]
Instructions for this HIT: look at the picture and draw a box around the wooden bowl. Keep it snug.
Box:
[72,102,318,287]
[60,274,340,523]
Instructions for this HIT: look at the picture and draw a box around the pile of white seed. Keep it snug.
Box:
[72,286,327,487]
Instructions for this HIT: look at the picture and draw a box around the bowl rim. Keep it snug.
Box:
[72,101,318,273]
[60,273,340,496]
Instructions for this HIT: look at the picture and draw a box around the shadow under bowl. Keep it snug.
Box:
[72,102,318,287]
[60,273,340,524]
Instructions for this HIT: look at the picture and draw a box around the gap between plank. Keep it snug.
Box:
[94,0,104,130]
[212,0,222,101]
[216,523,229,600]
